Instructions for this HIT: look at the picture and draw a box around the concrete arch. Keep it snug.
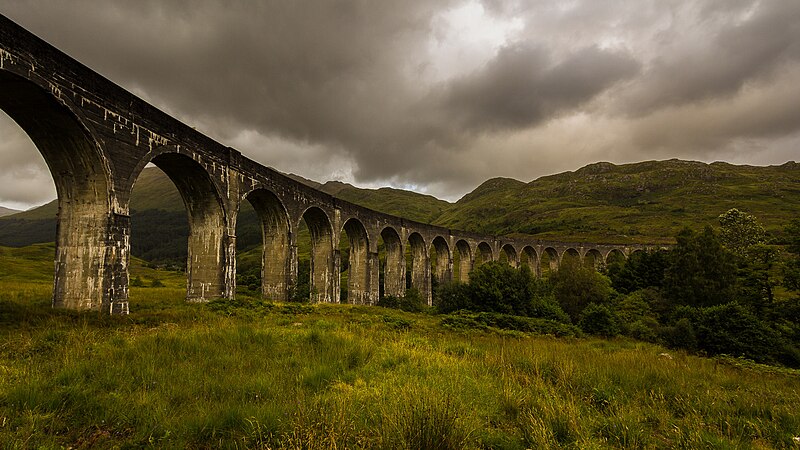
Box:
[562,248,581,264]
[541,247,559,274]
[341,218,370,304]
[476,241,494,266]
[584,248,604,269]
[407,232,431,305]
[145,152,231,301]
[500,243,519,268]
[454,239,473,283]
[299,206,336,303]
[520,246,539,277]
[430,236,452,286]
[0,69,121,312]
[605,248,626,265]
[380,226,405,298]
[243,188,291,301]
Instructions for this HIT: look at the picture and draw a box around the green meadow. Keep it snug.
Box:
[1,245,799,448]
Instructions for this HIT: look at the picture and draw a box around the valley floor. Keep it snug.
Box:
[1,277,799,448]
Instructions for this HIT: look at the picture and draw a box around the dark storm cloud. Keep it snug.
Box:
[440,44,639,131]
[0,0,799,206]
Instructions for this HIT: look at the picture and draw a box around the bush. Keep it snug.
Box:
[549,258,613,321]
[659,317,697,351]
[692,302,784,365]
[579,303,620,337]
[378,288,427,313]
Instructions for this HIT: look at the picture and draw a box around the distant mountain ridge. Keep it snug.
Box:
[0,206,20,217]
[1,159,798,263]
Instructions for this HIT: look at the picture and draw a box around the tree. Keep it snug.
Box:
[783,219,800,293]
[663,226,736,307]
[607,249,669,294]
[549,256,614,321]
[718,208,766,259]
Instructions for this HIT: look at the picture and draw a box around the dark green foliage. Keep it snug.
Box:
[377,288,427,313]
[549,258,613,322]
[131,276,144,287]
[150,278,164,288]
[718,208,766,259]
[607,250,669,294]
[783,219,800,293]
[663,226,736,307]
[440,311,582,337]
[289,260,312,302]
[691,303,785,365]
[659,318,698,351]
[579,303,620,337]
[434,263,568,323]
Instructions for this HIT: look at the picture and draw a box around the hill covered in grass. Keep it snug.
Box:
[1,160,798,263]
[433,159,800,243]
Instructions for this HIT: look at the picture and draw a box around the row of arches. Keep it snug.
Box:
[0,60,641,313]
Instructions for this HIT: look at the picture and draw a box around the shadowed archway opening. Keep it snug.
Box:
[584,248,603,270]
[520,246,538,277]
[237,188,290,300]
[454,239,472,282]
[340,218,369,304]
[562,248,581,267]
[299,207,335,303]
[406,232,429,303]
[540,247,558,276]
[380,226,404,298]
[606,249,626,266]
[475,242,493,267]
[142,152,228,302]
[500,244,518,268]
[0,70,115,311]
[430,236,451,291]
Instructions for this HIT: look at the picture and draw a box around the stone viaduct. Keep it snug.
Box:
[0,15,660,314]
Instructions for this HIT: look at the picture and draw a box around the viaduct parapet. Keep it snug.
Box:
[0,15,664,314]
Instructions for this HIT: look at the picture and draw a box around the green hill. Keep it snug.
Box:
[2,160,798,260]
[433,160,800,244]
[0,167,450,264]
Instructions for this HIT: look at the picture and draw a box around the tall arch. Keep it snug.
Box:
[605,248,626,265]
[243,188,291,300]
[562,248,581,265]
[584,248,603,270]
[541,247,559,275]
[142,152,230,301]
[476,242,494,266]
[454,239,472,283]
[0,70,122,311]
[407,232,431,305]
[381,227,404,298]
[341,218,370,304]
[300,207,336,303]
[520,246,539,277]
[430,236,452,287]
[500,243,519,268]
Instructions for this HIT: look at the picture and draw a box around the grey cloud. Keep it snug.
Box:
[439,43,640,131]
[0,0,799,207]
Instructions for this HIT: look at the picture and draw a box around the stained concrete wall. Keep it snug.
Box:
[0,15,664,314]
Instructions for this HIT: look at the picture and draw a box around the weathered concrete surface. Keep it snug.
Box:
[0,15,665,313]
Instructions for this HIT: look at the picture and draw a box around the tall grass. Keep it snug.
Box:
[1,278,799,447]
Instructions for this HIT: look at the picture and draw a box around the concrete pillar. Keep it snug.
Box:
[367,251,380,305]
[53,193,129,313]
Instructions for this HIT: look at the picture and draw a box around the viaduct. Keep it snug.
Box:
[0,15,658,314]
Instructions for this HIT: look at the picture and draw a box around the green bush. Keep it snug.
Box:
[692,302,785,365]
[659,317,697,351]
[578,303,620,337]
[549,258,613,321]
[378,288,427,313]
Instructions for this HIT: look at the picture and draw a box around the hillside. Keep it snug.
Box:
[433,160,800,244]
[0,206,19,217]
[2,160,798,259]
[0,167,450,263]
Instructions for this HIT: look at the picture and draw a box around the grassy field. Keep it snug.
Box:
[1,247,800,448]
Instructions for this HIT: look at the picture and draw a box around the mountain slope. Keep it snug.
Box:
[0,206,20,217]
[433,159,800,243]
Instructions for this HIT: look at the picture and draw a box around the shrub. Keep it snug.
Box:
[692,302,784,364]
[579,303,620,337]
[549,258,614,321]
[659,317,697,351]
[378,288,427,313]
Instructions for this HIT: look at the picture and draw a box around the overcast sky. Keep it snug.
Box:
[1,0,799,209]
